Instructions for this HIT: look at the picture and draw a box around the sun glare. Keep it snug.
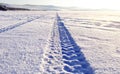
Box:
[52,0,120,9]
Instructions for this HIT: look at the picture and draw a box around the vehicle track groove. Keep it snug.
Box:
[57,14,94,74]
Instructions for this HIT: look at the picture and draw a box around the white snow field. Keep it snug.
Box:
[59,11,120,74]
[0,11,120,74]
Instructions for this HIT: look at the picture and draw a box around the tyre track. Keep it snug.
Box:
[57,14,94,74]
[0,16,40,33]
[41,13,94,74]
[42,15,64,74]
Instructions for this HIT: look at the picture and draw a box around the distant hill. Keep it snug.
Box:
[0,3,84,11]
[0,3,64,11]
[0,3,30,11]
[0,3,106,11]
[0,3,7,11]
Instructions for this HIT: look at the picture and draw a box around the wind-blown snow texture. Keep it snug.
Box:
[59,11,120,74]
[0,11,120,74]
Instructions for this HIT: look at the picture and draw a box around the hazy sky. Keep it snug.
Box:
[1,0,120,9]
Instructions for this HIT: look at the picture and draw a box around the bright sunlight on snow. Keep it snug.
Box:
[0,11,120,74]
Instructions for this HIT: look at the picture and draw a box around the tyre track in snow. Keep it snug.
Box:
[0,16,40,33]
[42,14,64,74]
[57,14,94,74]
[42,14,94,74]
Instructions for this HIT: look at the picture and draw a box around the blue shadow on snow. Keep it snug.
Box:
[57,14,94,74]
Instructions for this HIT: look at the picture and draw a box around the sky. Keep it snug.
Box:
[1,0,120,9]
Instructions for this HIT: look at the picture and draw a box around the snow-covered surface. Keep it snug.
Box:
[59,11,120,74]
[0,11,55,74]
[0,11,120,74]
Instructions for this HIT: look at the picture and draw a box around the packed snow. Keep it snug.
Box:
[0,11,120,74]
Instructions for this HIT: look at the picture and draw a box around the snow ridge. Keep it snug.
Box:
[42,14,64,74]
[57,14,94,74]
